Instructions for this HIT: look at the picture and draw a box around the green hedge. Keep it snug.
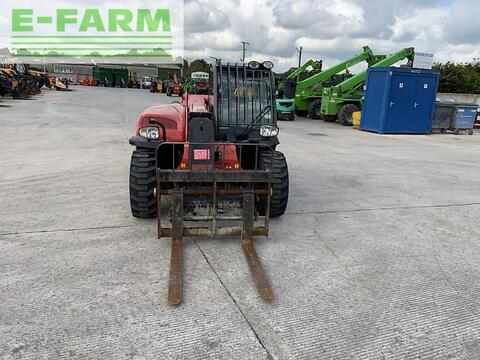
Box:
[433,61,480,94]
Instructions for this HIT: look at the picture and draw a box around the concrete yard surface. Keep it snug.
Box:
[1,87,480,359]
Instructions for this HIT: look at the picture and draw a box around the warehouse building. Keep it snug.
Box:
[45,63,181,84]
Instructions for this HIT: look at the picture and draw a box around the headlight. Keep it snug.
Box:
[260,125,279,137]
[139,126,159,139]
[262,61,274,69]
[248,61,260,69]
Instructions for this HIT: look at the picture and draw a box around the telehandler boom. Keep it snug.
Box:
[295,46,382,118]
[320,47,415,125]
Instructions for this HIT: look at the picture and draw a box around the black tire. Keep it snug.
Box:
[338,103,359,126]
[256,151,289,218]
[307,99,323,119]
[12,90,21,99]
[321,114,337,122]
[130,150,157,218]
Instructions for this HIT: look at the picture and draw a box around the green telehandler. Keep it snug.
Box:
[320,47,415,125]
[275,59,322,121]
[295,46,383,119]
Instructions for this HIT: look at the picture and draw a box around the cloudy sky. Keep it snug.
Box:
[1,0,479,71]
[184,0,479,71]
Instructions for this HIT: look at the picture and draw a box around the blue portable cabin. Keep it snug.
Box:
[360,67,439,134]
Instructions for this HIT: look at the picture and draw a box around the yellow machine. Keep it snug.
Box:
[149,77,163,93]
[49,77,69,91]
[129,71,140,88]
[156,80,163,92]
[0,66,23,98]
[27,68,50,89]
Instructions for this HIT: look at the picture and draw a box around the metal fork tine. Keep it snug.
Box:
[168,188,184,305]
[242,241,274,301]
[168,238,183,305]
[242,189,274,301]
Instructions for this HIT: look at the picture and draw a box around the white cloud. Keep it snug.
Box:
[185,0,230,33]
[1,0,479,70]
[181,0,480,71]
[443,0,480,45]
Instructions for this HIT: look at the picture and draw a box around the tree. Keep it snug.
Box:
[433,61,480,94]
[185,59,210,77]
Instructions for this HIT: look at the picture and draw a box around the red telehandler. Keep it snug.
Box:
[129,60,289,305]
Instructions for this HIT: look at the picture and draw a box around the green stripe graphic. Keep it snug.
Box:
[13,42,173,45]
[14,54,173,58]
[11,34,177,60]
[13,48,172,51]
[12,35,173,38]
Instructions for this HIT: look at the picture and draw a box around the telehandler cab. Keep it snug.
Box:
[129,60,289,305]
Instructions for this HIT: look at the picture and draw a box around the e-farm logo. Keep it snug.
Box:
[9,2,183,64]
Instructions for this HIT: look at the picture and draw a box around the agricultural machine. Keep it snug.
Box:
[26,67,50,90]
[129,71,140,89]
[181,78,210,95]
[182,72,211,95]
[320,47,415,125]
[0,66,22,98]
[166,74,182,97]
[0,72,15,98]
[149,77,163,93]
[0,63,46,98]
[49,76,70,91]
[129,60,289,305]
[294,46,383,119]
[275,59,323,121]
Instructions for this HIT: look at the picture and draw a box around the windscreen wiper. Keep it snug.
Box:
[238,105,272,138]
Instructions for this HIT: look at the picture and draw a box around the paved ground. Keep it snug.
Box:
[1,87,480,359]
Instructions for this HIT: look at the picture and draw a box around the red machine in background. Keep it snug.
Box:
[78,79,98,86]
[166,73,182,97]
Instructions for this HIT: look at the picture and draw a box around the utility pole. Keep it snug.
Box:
[296,46,303,68]
[241,41,249,62]
[296,46,303,82]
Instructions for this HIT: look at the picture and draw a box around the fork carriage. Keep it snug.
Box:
[156,142,274,305]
